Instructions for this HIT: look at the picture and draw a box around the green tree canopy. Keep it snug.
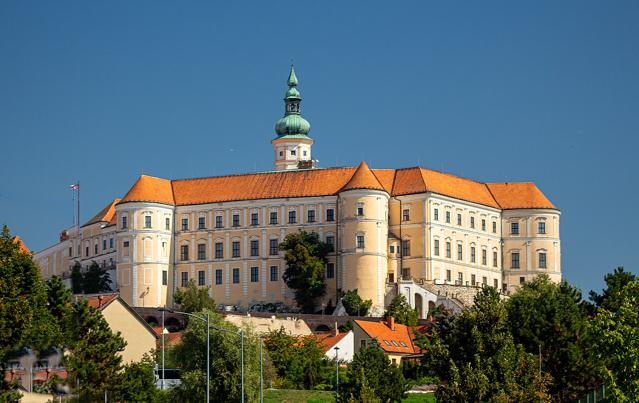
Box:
[46,275,74,345]
[383,294,418,326]
[341,342,405,402]
[115,354,161,402]
[173,279,216,313]
[341,289,373,317]
[82,261,113,294]
[506,275,600,401]
[279,230,331,313]
[589,266,637,312]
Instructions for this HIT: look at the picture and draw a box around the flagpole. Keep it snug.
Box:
[77,181,80,261]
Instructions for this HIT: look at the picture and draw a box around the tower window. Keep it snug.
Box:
[279,151,283,157]
[303,150,307,157]
[290,150,296,156]
[538,222,546,234]
[356,235,365,249]
[122,216,128,229]
[145,215,152,228]
[539,252,547,269]
[357,203,364,216]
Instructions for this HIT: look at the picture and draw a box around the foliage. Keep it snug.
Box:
[70,261,83,294]
[82,261,113,293]
[341,289,373,316]
[590,266,637,312]
[341,342,406,403]
[46,275,74,345]
[347,368,382,403]
[279,230,331,313]
[384,294,418,326]
[167,309,274,402]
[0,225,59,395]
[505,274,600,401]
[115,354,161,402]
[64,300,126,400]
[427,287,551,402]
[173,279,216,313]
[590,280,639,402]
[263,327,334,390]
[263,389,335,403]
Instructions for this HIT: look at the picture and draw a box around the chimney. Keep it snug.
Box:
[334,322,339,337]
[387,316,395,331]
[98,295,104,308]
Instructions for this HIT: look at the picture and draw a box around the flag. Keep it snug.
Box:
[70,183,79,190]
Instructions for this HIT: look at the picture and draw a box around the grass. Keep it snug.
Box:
[263,389,436,403]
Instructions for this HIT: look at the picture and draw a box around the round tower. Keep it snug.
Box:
[339,162,389,314]
[272,65,315,170]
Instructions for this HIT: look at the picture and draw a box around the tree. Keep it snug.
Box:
[341,342,405,402]
[590,266,637,312]
[64,300,126,400]
[341,289,372,317]
[168,309,273,402]
[347,368,382,403]
[263,328,332,389]
[506,275,600,401]
[383,294,418,326]
[82,261,112,294]
[70,261,83,294]
[279,230,331,313]
[173,279,216,313]
[427,287,551,402]
[590,279,639,401]
[46,275,74,345]
[115,355,161,402]
[0,225,58,398]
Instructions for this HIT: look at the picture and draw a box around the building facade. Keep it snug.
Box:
[34,66,561,315]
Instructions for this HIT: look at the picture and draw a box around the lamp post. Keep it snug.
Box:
[159,308,210,403]
[334,346,340,401]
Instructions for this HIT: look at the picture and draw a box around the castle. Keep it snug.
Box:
[35,66,561,316]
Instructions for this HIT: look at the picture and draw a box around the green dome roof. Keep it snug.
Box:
[275,114,311,136]
[274,65,312,137]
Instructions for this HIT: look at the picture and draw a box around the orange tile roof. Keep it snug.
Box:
[487,182,556,209]
[119,175,174,205]
[316,331,350,352]
[83,294,118,310]
[114,163,556,211]
[12,236,30,254]
[355,319,416,354]
[82,198,121,227]
[341,161,385,192]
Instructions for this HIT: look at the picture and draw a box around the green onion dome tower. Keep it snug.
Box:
[272,65,315,170]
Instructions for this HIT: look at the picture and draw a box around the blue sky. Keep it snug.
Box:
[1,1,637,296]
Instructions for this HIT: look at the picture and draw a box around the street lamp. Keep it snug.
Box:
[334,346,340,401]
[159,308,210,403]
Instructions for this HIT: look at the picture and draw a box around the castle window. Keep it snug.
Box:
[457,244,463,261]
[180,245,189,261]
[471,246,476,263]
[482,276,487,285]
[198,217,206,230]
[165,217,171,230]
[402,240,411,257]
[215,242,223,259]
[270,239,279,255]
[303,150,307,157]
[326,236,335,252]
[122,216,128,229]
[402,209,410,221]
[539,252,547,269]
[494,279,499,289]
[356,234,365,249]
[232,268,240,284]
[232,241,240,258]
[538,222,546,234]
[470,217,475,229]
[110,238,114,249]
[232,214,240,227]
[446,270,451,282]
[326,208,335,222]
[197,244,206,260]
[458,272,463,285]
[250,267,259,282]
[492,221,497,233]
[482,249,487,265]
[291,149,296,156]
[270,266,279,281]
[511,222,519,235]
[198,270,205,286]
[493,251,498,268]
[434,239,440,256]
[181,218,189,231]
[215,269,223,285]
[94,244,98,254]
[445,211,450,223]
[307,210,315,223]
[457,214,462,226]
[181,272,188,287]
[102,240,107,251]
[288,211,297,223]
[390,245,395,253]
[433,208,439,221]
[357,203,364,217]
[251,213,259,226]
[326,263,334,279]
[402,268,411,280]
[123,241,130,248]
[144,215,152,229]
[279,151,283,157]
[520,277,525,285]
[250,240,259,257]
[445,242,451,258]
[388,273,394,283]
[216,216,223,228]
[162,270,168,286]
[270,211,278,225]
[471,274,476,285]
[481,219,486,231]
[511,252,520,268]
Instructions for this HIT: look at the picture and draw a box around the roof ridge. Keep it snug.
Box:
[419,166,487,186]
[484,183,501,209]
[341,161,386,192]
[170,166,355,183]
